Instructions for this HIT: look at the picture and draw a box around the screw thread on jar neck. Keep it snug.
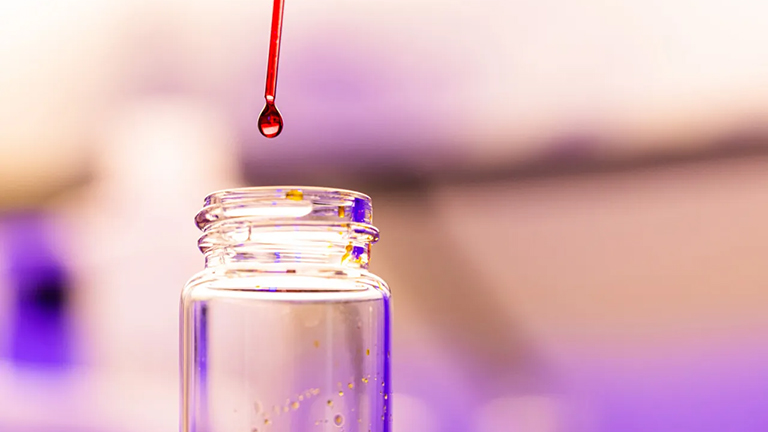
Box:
[194,187,378,270]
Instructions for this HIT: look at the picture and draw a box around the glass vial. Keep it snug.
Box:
[181,187,392,432]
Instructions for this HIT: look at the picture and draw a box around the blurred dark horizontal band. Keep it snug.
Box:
[244,134,768,194]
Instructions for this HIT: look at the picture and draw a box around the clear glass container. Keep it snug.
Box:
[181,187,391,432]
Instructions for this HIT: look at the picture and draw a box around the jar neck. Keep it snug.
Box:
[194,187,378,271]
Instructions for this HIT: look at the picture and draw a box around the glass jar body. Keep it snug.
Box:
[180,187,391,432]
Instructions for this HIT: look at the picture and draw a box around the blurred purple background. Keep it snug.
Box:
[2,1,768,431]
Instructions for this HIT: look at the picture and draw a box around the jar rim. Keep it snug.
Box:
[196,186,375,232]
[203,186,371,204]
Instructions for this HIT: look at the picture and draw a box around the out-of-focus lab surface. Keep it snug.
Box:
[2,0,768,431]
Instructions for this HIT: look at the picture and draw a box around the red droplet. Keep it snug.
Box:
[258,102,283,138]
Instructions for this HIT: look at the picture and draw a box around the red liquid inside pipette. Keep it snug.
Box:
[258,0,285,138]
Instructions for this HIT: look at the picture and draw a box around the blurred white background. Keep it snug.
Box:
[2,1,768,431]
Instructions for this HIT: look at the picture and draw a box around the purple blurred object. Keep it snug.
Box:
[2,212,74,368]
